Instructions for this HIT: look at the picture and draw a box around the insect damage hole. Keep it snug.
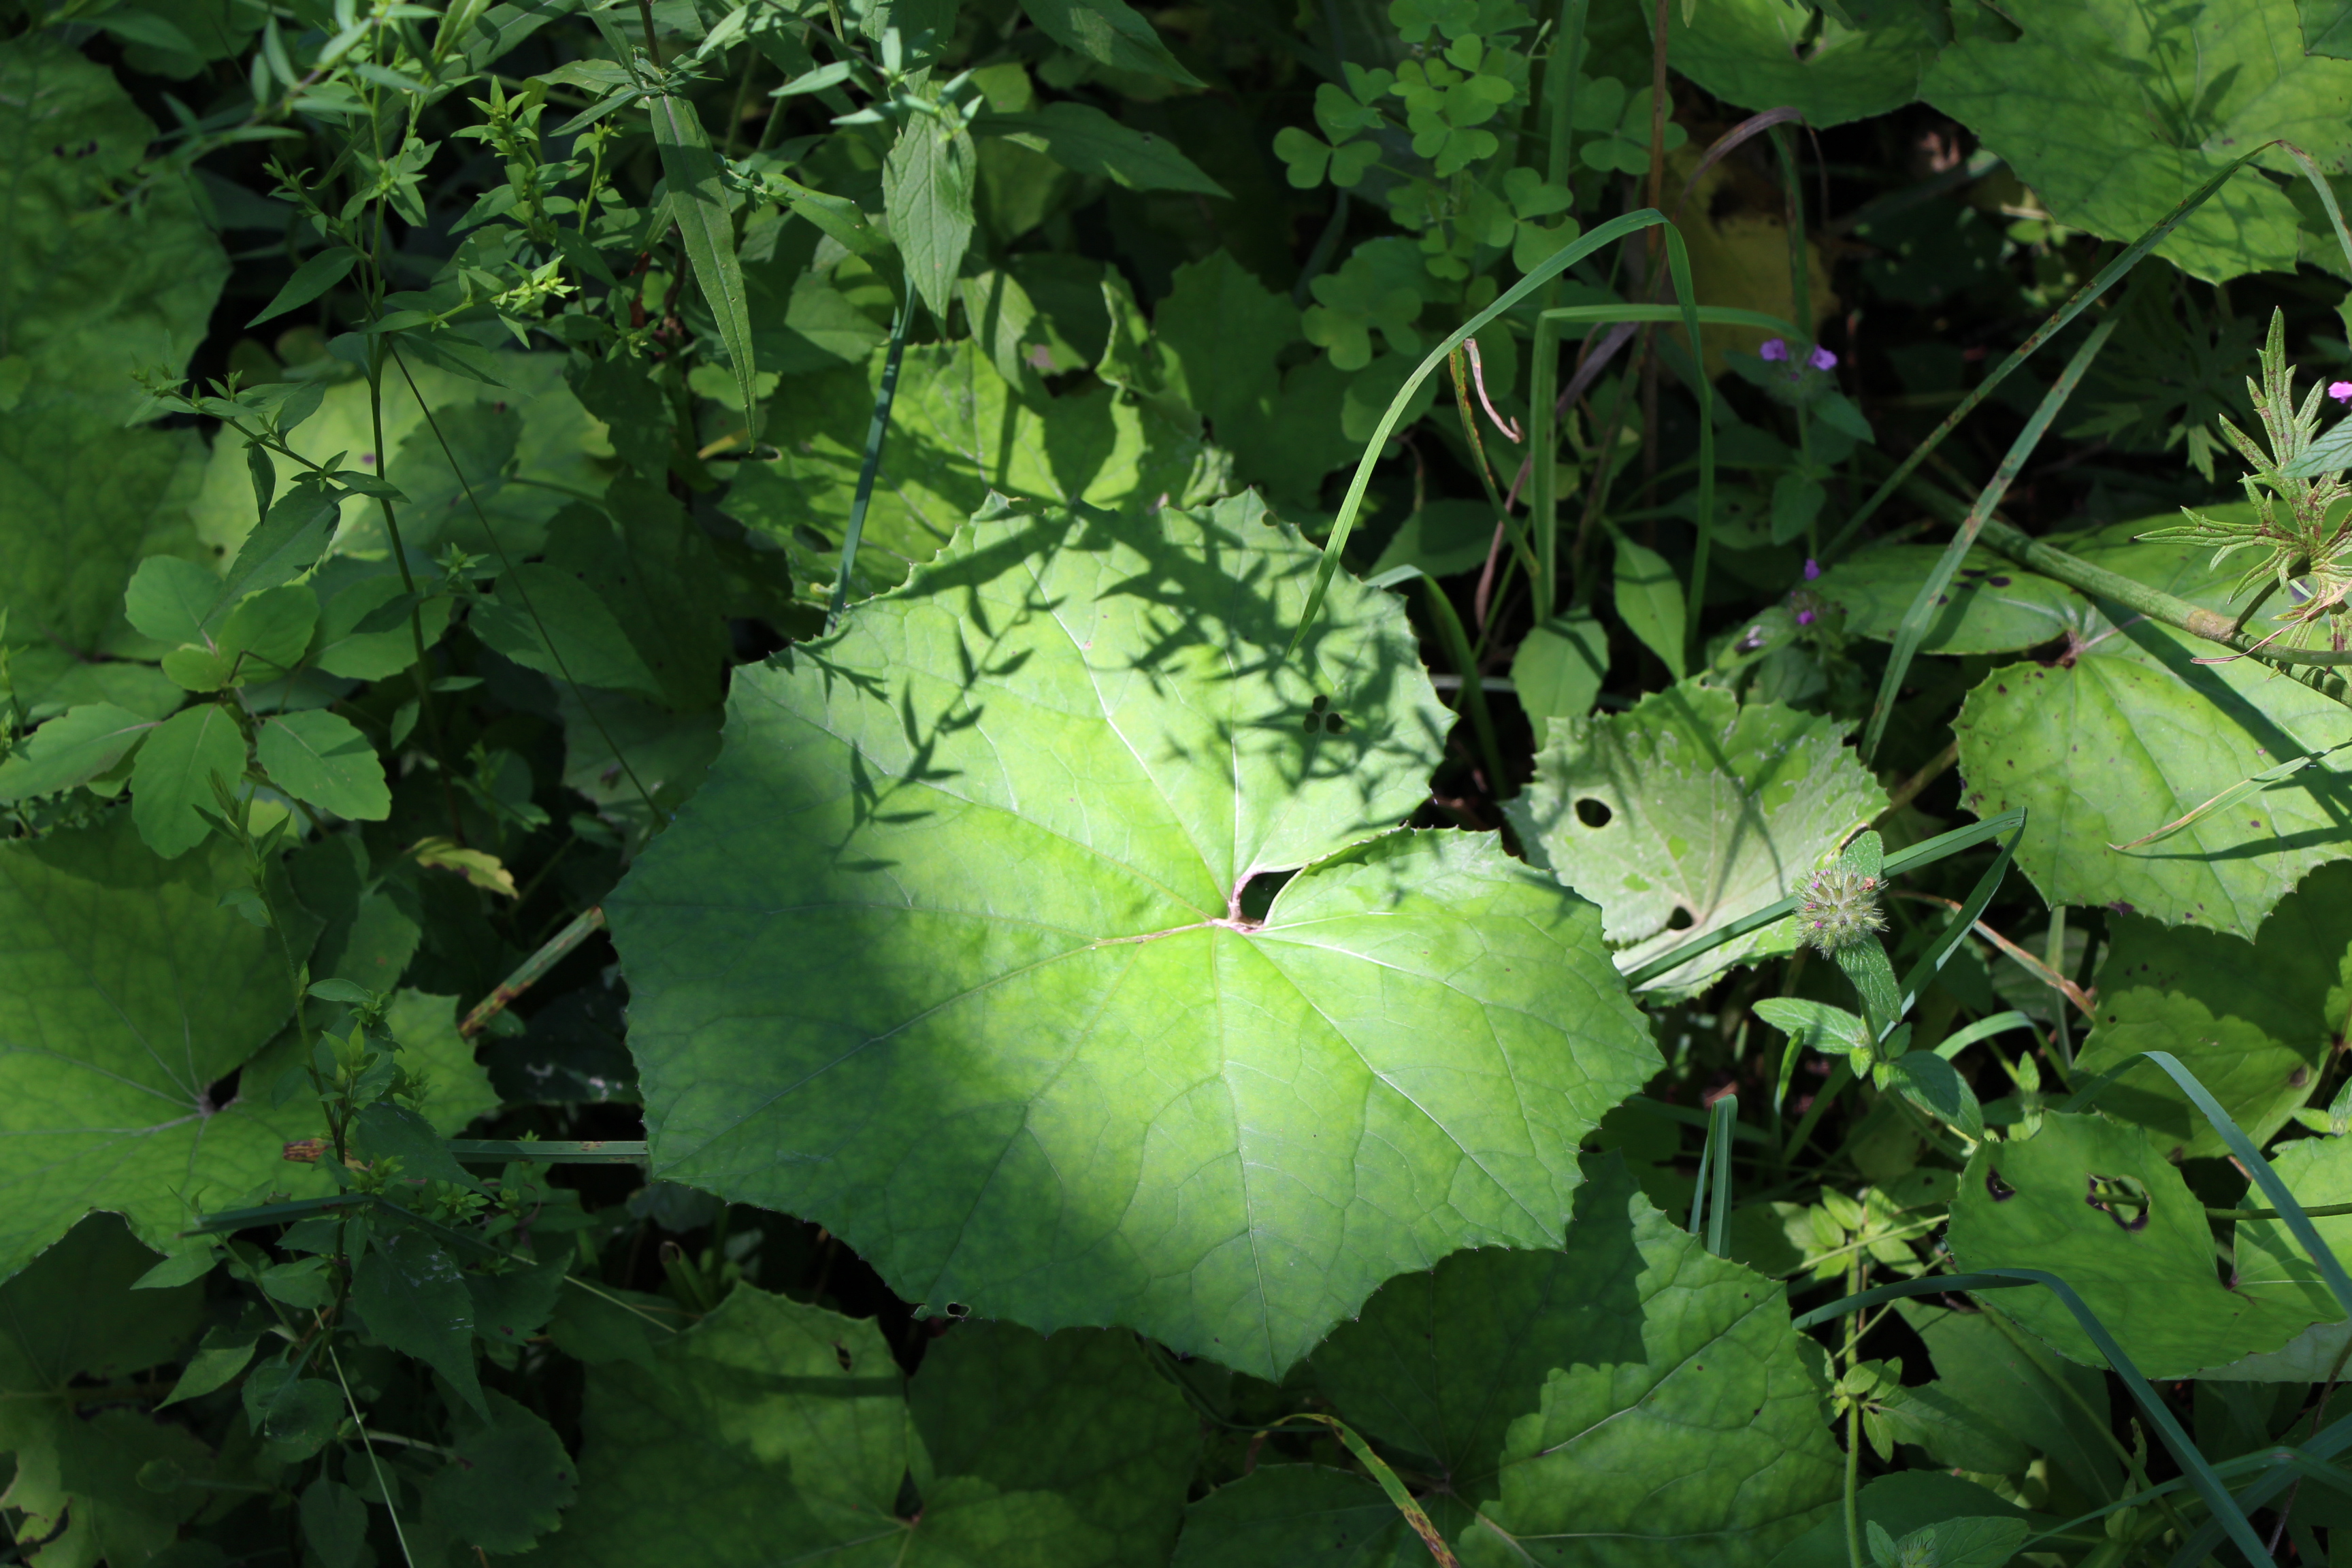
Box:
[2084,1172,2152,1231]
[1575,798,1613,828]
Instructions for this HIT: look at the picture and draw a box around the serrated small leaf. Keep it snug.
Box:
[353,1229,485,1414]
[883,115,977,327]
[424,1391,575,1554]
[256,710,389,821]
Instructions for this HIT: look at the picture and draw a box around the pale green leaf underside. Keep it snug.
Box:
[1668,0,1941,129]
[1953,512,2352,939]
[1923,0,2352,282]
[1813,544,2090,655]
[0,814,324,1279]
[609,500,1656,1377]
[1949,1112,2321,1377]
[1507,683,1887,991]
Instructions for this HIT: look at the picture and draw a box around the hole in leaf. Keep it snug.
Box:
[197,1067,242,1117]
[833,1341,853,1371]
[1665,907,1695,930]
[1575,798,1613,828]
[1311,695,1329,713]
[1324,714,1347,734]
[2084,1171,2152,1230]
[1985,1169,2016,1201]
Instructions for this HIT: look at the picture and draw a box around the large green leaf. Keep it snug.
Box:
[0,38,226,660]
[1952,512,2352,938]
[1450,1158,1844,1565]
[0,813,323,1279]
[983,104,1230,197]
[1922,0,2352,282]
[1171,1467,1417,1567]
[2072,862,2352,1159]
[532,1285,1198,1566]
[608,497,1655,1377]
[1812,546,2089,655]
[1667,0,1940,129]
[1506,683,1887,991]
[0,1215,208,1567]
[1946,1111,2320,1377]
[723,339,1227,598]
[0,37,227,423]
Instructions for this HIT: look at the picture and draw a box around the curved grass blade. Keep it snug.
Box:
[1892,810,2024,1026]
[1620,808,2025,990]
[1289,208,1705,655]
[2109,737,2352,851]
[1931,1009,2035,1060]
[1858,314,2117,762]
[1290,1414,1458,1567]
[2171,1409,2352,1567]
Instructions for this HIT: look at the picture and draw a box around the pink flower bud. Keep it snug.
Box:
[1759,338,1789,363]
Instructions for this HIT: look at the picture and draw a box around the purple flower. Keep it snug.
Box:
[2331,380,2352,405]
[1809,344,1838,372]
[1803,557,1821,581]
[1759,338,1789,363]
[1796,608,1816,625]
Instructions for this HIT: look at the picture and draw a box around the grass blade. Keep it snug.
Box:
[1893,811,2023,1024]
[1858,315,2115,762]
[1620,807,2025,990]
[1290,208,1703,655]
[1292,1414,1458,1566]
[1833,144,2296,555]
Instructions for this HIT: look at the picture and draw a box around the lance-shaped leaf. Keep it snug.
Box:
[1017,0,1203,88]
[649,93,757,425]
[885,114,977,329]
[1947,1111,2322,1377]
[1812,545,2091,656]
[1953,512,2352,938]
[0,813,325,1280]
[537,1286,1198,1566]
[1506,683,1887,992]
[608,495,1656,1377]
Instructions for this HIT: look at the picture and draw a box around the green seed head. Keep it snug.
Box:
[1798,867,1886,956]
